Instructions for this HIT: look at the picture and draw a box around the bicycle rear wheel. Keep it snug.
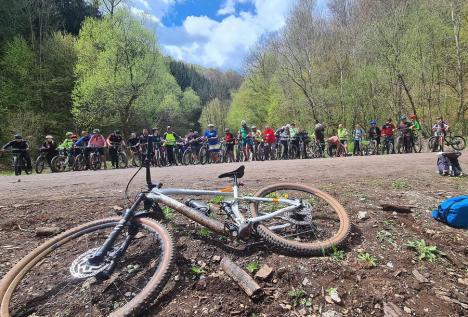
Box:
[0,217,174,317]
[118,152,128,168]
[250,184,350,255]
[51,156,67,173]
[450,135,466,151]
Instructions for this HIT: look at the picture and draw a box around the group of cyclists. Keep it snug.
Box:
[0,114,457,175]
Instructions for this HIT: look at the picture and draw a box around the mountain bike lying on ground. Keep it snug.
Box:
[0,160,350,317]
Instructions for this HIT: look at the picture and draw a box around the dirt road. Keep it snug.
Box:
[0,153,467,317]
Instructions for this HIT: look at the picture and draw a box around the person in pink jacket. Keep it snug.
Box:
[88,129,107,169]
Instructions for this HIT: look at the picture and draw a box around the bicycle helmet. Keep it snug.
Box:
[409,114,416,120]
[224,128,230,132]
[65,132,73,137]
[208,123,215,127]
[400,115,407,120]
[241,120,246,126]
[93,129,100,134]
[14,134,22,139]
[45,135,53,139]
[251,125,257,129]
[370,120,377,125]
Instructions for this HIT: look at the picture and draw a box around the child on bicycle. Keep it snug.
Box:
[40,135,58,166]
[1,134,32,170]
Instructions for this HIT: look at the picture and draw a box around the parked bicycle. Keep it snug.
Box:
[0,158,350,316]
[428,131,465,152]
[2,149,32,176]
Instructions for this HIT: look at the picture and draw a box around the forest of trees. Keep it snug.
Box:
[226,0,468,136]
[0,0,466,152]
[0,0,241,149]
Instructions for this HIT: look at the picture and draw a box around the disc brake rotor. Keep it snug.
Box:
[279,200,313,226]
[69,247,113,279]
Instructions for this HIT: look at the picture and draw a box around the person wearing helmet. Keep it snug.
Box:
[58,132,75,151]
[204,124,221,163]
[276,125,290,159]
[289,123,299,157]
[40,135,58,166]
[337,124,349,155]
[432,117,449,151]
[314,120,325,155]
[223,128,235,162]
[263,125,276,160]
[381,118,396,154]
[238,121,252,161]
[1,134,32,171]
[368,120,381,152]
[409,114,421,131]
[251,126,263,161]
[397,116,412,153]
[186,129,201,163]
[88,129,107,169]
[107,130,125,168]
[164,126,181,166]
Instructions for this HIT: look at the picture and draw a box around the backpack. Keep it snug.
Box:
[437,152,463,176]
[432,196,468,228]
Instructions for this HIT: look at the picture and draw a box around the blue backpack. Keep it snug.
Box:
[432,196,468,228]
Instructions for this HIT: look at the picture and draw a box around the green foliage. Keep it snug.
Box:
[190,265,205,278]
[326,287,338,296]
[376,230,395,245]
[392,179,412,190]
[330,246,346,262]
[405,239,444,262]
[211,195,225,204]
[245,262,260,274]
[199,98,230,132]
[357,252,377,267]
[287,288,311,308]
[197,227,212,238]
[162,207,174,220]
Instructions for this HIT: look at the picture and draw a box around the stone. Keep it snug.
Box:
[302,277,310,286]
[255,264,273,280]
[458,278,468,286]
[35,226,61,237]
[403,307,411,314]
[412,269,429,283]
[383,302,404,317]
[358,211,369,220]
[212,255,221,262]
[112,205,123,211]
[322,311,342,317]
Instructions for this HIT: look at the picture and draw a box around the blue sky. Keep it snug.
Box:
[128,0,329,71]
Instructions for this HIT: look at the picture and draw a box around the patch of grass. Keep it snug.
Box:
[376,230,395,244]
[245,261,260,274]
[330,246,346,262]
[392,179,412,190]
[383,219,395,226]
[197,227,212,238]
[162,207,174,219]
[357,252,377,267]
[287,288,311,308]
[190,265,205,278]
[405,239,444,262]
[211,195,225,204]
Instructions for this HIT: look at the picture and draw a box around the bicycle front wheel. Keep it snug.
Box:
[250,184,350,256]
[0,217,174,317]
[118,152,128,168]
[35,157,45,174]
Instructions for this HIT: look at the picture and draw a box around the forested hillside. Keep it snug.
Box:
[227,0,468,136]
[0,0,466,150]
[0,0,241,148]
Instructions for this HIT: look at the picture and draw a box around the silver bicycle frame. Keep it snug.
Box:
[146,184,301,229]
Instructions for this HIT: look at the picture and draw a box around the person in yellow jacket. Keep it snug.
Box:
[337,124,349,154]
[163,126,181,166]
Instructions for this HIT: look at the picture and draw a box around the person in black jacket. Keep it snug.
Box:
[40,135,58,166]
[1,134,32,169]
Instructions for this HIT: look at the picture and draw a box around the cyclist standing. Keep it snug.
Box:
[263,125,276,160]
[432,117,449,151]
[1,134,32,171]
[204,124,220,163]
[337,124,349,155]
[368,120,381,151]
[238,120,252,161]
[107,130,125,168]
[223,128,235,163]
[277,125,290,159]
[352,124,365,156]
[163,126,180,166]
[251,126,262,160]
[381,118,396,154]
[314,120,325,155]
[397,116,412,152]
[40,135,58,166]
[88,129,107,169]
[290,123,299,154]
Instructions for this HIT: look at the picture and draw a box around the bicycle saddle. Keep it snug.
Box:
[218,165,245,179]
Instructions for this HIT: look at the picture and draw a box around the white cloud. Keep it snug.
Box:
[130,6,160,24]
[160,0,296,70]
[135,0,151,10]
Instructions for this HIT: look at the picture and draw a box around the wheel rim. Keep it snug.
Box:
[1,218,171,317]
[250,184,349,251]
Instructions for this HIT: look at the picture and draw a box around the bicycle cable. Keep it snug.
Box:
[124,164,144,205]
